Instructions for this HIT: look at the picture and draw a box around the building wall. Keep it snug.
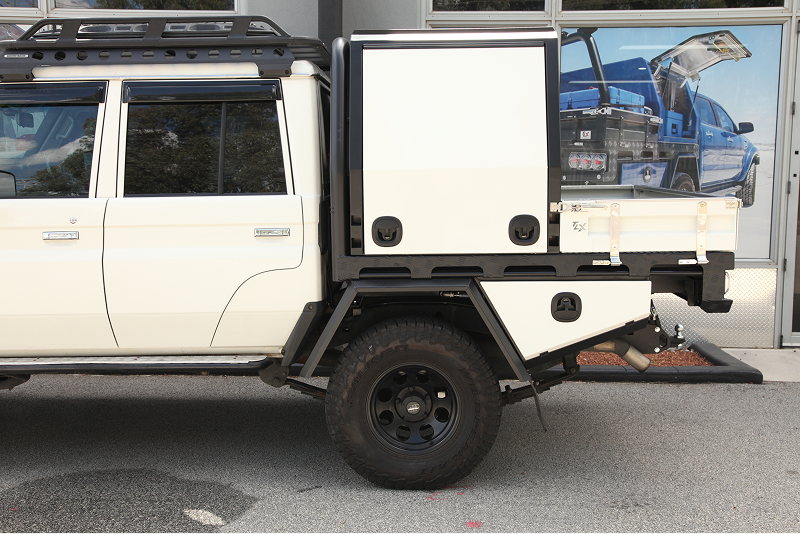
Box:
[343,0,419,37]
[247,0,318,37]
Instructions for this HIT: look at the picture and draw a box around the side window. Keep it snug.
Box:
[0,91,101,198]
[713,104,735,133]
[123,82,286,196]
[695,98,717,127]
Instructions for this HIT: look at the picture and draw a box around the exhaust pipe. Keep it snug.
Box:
[591,339,651,373]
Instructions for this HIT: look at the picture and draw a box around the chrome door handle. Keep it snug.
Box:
[42,231,79,240]
[254,228,289,237]
[705,132,713,138]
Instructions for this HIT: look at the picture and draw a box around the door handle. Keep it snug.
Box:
[254,228,290,237]
[705,132,714,138]
[42,231,79,240]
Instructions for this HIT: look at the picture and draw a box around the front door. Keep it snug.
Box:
[696,96,727,186]
[0,82,116,353]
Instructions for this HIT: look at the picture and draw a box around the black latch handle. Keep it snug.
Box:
[371,216,403,247]
[509,215,540,246]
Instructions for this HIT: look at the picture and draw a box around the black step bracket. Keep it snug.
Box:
[0,16,331,82]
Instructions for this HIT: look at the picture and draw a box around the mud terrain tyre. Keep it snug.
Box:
[737,163,756,207]
[672,173,696,193]
[325,317,502,490]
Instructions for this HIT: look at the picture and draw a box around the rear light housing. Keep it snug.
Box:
[568,152,606,172]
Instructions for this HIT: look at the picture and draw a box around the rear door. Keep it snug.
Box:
[0,82,116,353]
[103,80,304,350]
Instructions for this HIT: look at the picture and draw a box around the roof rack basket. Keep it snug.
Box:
[0,16,330,82]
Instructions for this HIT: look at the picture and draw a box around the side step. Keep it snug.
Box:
[0,355,271,374]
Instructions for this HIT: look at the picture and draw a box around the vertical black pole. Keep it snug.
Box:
[218,102,227,194]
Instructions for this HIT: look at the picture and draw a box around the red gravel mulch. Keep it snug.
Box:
[578,350,712,367]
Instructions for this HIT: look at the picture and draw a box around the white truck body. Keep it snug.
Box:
[0,18,738,489]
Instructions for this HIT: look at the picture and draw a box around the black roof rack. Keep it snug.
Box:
[0,16,330,82]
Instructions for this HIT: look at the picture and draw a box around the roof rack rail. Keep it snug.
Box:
[0,16,330,82]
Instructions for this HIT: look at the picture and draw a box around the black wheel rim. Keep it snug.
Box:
[368,362,459,453]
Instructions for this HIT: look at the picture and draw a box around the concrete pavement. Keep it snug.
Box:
[723,347,800,382]
[0,375,798,532]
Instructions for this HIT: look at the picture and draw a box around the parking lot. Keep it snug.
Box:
[0,374,798,532]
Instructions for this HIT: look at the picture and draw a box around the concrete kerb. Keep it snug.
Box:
[537,342,763,384]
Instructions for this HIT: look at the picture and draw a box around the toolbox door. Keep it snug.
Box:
[359,43,550,255]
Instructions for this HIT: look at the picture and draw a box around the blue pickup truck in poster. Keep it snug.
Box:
[560,29,759,207]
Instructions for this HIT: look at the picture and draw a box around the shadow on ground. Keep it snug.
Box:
[0,469,257,532]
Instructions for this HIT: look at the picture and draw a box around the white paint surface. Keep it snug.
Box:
[0,199,117,353]
[481,280,652,359]
[361,45,549,255]
[103,195,305,349]
[559,196,739,253]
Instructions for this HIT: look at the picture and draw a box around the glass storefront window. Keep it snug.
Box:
[432,0,544,11]
[562,0,783,10]
[0,0,36,6]
[560,25,781,259]
[53,0,233,8]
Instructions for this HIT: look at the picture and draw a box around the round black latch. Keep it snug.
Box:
[372,216,402,247]
[551,292,581,322]
[509,215,540,246]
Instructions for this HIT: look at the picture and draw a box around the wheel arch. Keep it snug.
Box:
[296,279,530,381]
[672,155,700,189]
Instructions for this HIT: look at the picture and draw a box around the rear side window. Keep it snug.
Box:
[695,98,717,127]
[123,81,286,196]
[0,83,104,198]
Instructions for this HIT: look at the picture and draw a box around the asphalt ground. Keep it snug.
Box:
[0,374,798,532]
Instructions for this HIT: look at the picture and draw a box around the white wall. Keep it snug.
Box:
[343,0,420,37]
[246,0,318,38]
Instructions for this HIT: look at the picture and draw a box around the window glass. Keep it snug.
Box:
[714,103,735,131]
[560,25,781,259]
[695,97,717,126]
[0,0,36,5]
[223,101,287,194]
[0,24,24,40]
[561,0,782,10]
[53,0,234,9]
[124,100,285,196]
[433,0,543,10]
[0,104,97,198]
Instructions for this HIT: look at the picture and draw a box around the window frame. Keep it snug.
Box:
[117,79,294,198]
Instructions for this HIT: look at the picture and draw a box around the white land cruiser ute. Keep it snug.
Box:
[0,17,739,489]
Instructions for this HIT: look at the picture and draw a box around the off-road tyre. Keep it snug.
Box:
[325,317,502,490]
[738,163,756,207]
[672,173,696,193]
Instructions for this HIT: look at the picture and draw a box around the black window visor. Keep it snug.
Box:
[123,80,281,103]
[0,82,106,104]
